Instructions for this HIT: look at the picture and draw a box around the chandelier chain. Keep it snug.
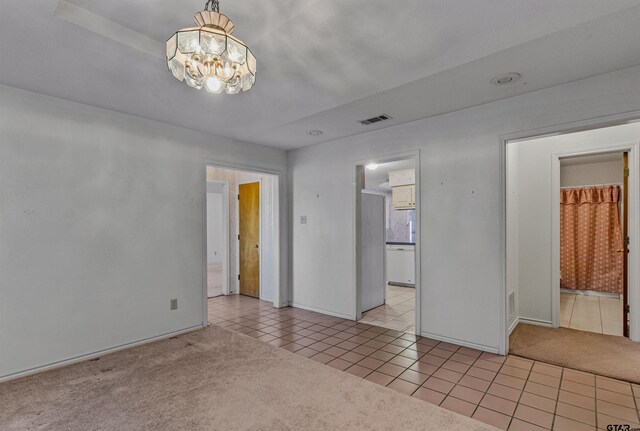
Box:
[204,0,220,13]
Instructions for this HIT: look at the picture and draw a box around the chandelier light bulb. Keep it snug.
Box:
[166,0,256,95]
[205,76,225,93]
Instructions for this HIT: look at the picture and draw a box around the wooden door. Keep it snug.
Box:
[239,182,260,298]
[623,152,629,337]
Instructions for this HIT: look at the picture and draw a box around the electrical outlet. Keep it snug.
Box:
[300,215,307,224]
[170,299,178,310]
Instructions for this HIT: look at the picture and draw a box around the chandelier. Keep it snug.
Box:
[166,0,256,94]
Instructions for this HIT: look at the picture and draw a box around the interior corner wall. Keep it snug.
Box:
[288,64,640,353]
[511,122,640,325]
[0,84,287,380]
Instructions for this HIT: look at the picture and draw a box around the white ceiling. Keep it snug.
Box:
[3,1,640,149]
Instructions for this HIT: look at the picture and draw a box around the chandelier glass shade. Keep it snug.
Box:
[166,2,256,94]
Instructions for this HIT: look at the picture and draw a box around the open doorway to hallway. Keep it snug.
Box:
[505,121,640,381]
[205,165,280,306]
[356,157,418,334]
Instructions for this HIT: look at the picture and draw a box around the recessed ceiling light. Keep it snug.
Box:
[490,72,522,86]
[307,130,323,136]
[366,163,379,171]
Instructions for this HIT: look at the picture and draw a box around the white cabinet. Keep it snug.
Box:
[388,169,415,187]
[386,244,415,286]
[392,184,415,209]
[389,169,416,210]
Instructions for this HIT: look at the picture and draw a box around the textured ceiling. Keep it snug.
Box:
[2,1,640,149]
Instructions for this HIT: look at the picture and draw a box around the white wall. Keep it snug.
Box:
[289,64,640,353]
[207,191,224,265]
[506,144,520,332]
[0,84,287,380]
[561,159,623,187]
[510,123,640,326]
[261,175,278,303]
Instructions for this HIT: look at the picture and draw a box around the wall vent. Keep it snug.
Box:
[359,114,392,126]
[508,291,515,320]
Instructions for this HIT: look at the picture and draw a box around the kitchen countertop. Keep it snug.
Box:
[386,242,415,246]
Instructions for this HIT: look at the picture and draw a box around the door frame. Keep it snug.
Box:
[203,161,284,328]
[550,144,638,335]
[501,112,640,353]
[237,179,262,299]
[353,149,421,335]
[206,180,230,296]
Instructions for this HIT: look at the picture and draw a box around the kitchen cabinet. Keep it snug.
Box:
[388,169,415,187]
[386,244,415,286]
[392,184,415,209]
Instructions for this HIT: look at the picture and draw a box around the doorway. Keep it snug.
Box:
[504,121,640,380]
[205,165,280,308]
[505,121,640,345]
[355,154,419,335]
[558,152,627,336]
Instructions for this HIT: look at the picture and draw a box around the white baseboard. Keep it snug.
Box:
[519,317,553,327]
[291,302,355,320]
[420,331,501,355]
[0,325,204,383]
[508,318,520,335]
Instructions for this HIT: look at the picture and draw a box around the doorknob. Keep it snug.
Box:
[617,249,626,253]
[255,244,259,249]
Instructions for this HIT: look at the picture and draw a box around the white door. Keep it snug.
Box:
[361,192,386,312]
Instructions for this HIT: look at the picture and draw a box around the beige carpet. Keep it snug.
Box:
[510,323,640,384]
[1,325,497,431]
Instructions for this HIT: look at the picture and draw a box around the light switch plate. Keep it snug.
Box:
[300,216,307,224]
[170,299,178,310]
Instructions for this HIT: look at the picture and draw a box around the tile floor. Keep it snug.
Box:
[560,292,623,336]
[360,284,416,333]
[209,295,640,431]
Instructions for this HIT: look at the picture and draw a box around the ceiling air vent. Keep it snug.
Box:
[359,114,392,126]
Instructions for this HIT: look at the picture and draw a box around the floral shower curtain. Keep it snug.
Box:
[560,185,623,294]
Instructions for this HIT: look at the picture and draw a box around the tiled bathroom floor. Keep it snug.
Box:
[209,295,640,431]
[560,292,623,336]
[360,285,415,333]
